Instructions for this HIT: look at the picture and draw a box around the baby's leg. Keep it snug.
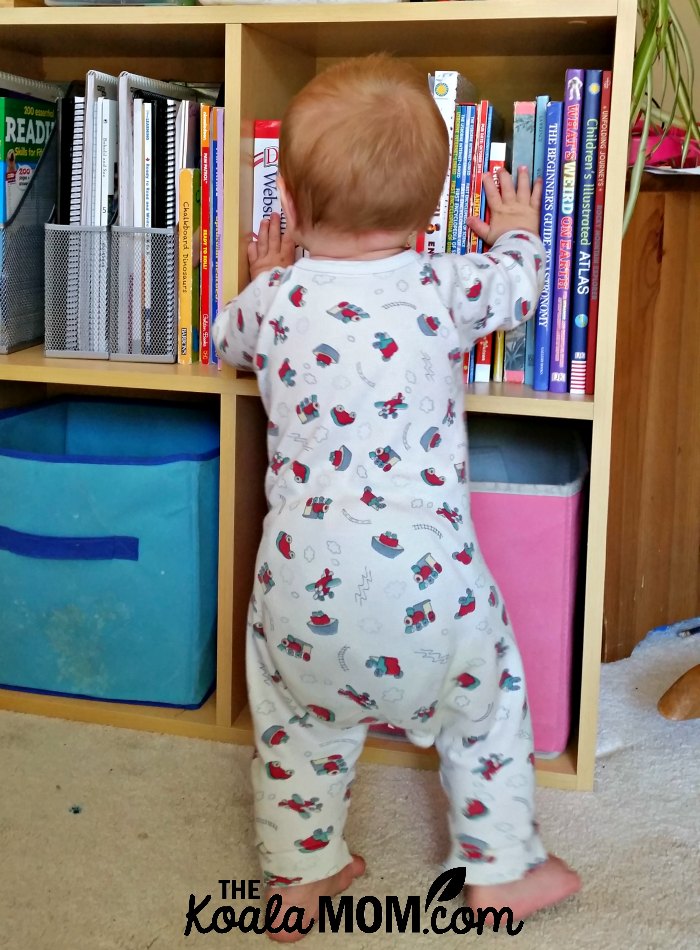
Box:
[435,610,579,921]
[247,620,368,940]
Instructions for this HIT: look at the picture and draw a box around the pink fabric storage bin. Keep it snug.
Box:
[468,416,588,757]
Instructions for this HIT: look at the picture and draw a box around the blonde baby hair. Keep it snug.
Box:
[279,54,449,236]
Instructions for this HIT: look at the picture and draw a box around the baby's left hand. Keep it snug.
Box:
[249,212,296,280]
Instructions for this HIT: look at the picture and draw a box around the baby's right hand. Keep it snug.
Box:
[248,212,296,280]
[467,166,542,247]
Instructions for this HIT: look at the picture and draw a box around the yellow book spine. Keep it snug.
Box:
[178,167,201,364]
[492,330,505,382]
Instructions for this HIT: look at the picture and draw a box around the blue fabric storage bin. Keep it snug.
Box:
[0,397,220,708]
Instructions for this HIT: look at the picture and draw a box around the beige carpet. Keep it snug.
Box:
[1,632,699,950]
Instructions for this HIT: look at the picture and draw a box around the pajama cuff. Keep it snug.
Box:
[262,838,353,889]
[441,832,548,886]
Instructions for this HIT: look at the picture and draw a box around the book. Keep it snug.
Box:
[533,95,550,182]
[210,105,224,365]
[485,142,508,383]
[143,100,154,353]
[81,71,118,228]
[68,96,85,225]
[56,82,84,226]
[526,94,550,386]
[98,98,118,226]
[569,70,602,395]
[0,93,57,351]
[0,94,57,224]
[473,335,493,383]
[550,68,585,393]
[421,70,477,254]
[445,103,463,253]
[504,101,536,383]
[253,119,284,236]
[178,167,201,364]
[455,103,477,254]
[511,100,536,183]
[533,101,563,392]
[467,101,502,254]
[585,70,613,396]
[200,103,212,365]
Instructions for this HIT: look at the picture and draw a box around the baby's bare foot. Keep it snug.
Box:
[465,854,581,926]
[265,854,366,943]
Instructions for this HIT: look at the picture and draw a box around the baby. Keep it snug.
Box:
[213,53,580,941]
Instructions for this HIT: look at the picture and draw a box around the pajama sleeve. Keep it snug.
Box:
[212,266,290,370]
[434,230,546,354]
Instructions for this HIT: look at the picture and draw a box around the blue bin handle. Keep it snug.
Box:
[0,525,139,561]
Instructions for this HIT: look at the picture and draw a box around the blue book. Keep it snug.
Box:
[533,95,550,182]
[533,101,563,392]
[569,70,602,394]
[525,95,550,386]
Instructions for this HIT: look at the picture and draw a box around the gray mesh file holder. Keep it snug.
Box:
[110,226,177,362]
[44,225,110,358]
[0,131,58,354]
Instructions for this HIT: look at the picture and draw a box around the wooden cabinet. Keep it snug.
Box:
[0,0,637,790]
[604,176,700,661]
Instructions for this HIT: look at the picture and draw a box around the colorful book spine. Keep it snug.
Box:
[485,142,507,382]
[456,104,477,253]
[473,334,493,383]
[422,71,476,254]
[533,95,550,182]
[549,68,585,393]
[511,100,536,183]
[569,70,602,394]
[471,105,497,379]
[585,70,612,396]
[504,101,536,384]
[210,105,224,365]
[533,101,563,392]
[200,104,212,365]
[466,100,490,253]
[178,167,201,364]
[253,119,284,236]
[525,94,550,386]
[446,104,464,253]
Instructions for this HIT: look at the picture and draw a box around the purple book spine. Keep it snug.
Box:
[549,69,584,393]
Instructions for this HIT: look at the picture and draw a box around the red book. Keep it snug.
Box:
[200,104,212,365]
[585,70,612,395]
[482,142,508,382]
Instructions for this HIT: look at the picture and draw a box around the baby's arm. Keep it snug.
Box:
[437,169,545,353]
[213,213,295,369]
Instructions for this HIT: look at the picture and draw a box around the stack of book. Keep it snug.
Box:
[422,68,612,396]
[40,69,223,364]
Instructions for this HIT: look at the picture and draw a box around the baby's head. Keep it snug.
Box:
[279,54,449,240]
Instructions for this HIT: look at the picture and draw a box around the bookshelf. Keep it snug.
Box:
[0,0,637,791]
